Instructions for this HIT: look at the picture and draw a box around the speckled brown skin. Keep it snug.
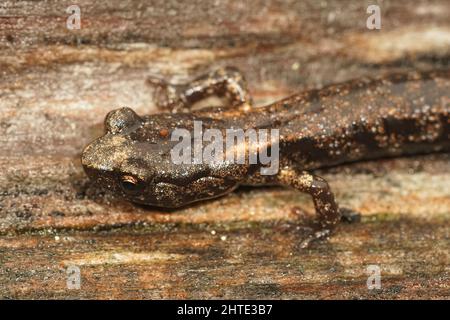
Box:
[82,68,450,242]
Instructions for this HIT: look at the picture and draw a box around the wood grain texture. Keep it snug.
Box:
[0,0,449,299]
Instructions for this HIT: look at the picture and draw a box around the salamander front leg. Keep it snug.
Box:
[276,166,341,247]
[147,66,253,112]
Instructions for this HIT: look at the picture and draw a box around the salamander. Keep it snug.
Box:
[81,67,450,242]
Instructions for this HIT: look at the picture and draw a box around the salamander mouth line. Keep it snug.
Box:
[154,175,227,188]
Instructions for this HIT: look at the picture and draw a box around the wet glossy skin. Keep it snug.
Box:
[82,68,450,241]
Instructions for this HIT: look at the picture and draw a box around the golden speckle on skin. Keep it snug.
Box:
[279,168,313,187]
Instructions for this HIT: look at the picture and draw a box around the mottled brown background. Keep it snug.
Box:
[0,0,449,299]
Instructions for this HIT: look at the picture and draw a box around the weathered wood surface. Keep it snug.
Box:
[0,0,449,299]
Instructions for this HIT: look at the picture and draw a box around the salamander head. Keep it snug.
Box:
[81,107,245,208]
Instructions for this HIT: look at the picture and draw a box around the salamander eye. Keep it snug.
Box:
[120,175,142,193]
